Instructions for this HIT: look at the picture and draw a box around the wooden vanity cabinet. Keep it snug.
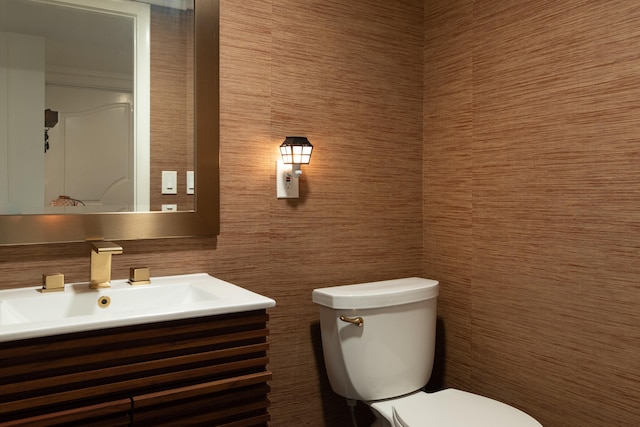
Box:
[0,310,271,426]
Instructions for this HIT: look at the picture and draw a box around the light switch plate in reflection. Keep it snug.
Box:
[276,161,299,199]
[162,171,177,194]
[186,171,195,194]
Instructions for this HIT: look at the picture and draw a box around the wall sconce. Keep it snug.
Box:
[276,136,313,199]
[44,108,58,153]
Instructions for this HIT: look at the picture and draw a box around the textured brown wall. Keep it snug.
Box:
[0,1,423,426]
[230,1,424,424]
[425,1,640,425]
[150,6,194,211]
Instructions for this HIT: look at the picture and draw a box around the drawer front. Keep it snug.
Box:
[0,310,271,426]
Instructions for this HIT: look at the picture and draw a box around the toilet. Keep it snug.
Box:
[312,278,542,427]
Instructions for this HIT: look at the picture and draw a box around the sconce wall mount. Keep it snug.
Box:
[276,136,313,199]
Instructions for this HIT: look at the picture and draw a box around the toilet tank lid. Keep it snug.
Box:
[312,277,439,309]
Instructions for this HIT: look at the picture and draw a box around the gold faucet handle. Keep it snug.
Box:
[129,267,151,285]
[41,273,65,293]
[91,241,123,254]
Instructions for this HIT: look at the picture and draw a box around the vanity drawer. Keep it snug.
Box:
[0,310,271,426]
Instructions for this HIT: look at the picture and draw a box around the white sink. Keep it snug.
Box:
[0,273,275,342]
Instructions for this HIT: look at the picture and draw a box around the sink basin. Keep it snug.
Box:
[0,273,275,342]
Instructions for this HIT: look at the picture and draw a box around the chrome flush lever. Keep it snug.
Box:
[340,315,364,327]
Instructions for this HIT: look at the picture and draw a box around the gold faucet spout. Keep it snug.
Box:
[90,241,123,289]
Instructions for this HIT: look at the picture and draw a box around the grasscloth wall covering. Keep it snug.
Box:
[150,6,194,211]
[425,0,640,426]
[0,1,422,426]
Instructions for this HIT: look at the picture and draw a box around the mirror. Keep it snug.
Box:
[0,0,219,244]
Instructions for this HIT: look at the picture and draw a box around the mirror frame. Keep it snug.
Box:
[0,0,219,245]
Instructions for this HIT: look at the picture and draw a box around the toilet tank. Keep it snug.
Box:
[312,277,439,401]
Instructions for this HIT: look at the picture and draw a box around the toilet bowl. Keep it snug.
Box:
[370,389,541,427]
[312,278,542,427]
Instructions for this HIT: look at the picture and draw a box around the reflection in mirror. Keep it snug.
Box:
[0,0,195,214]
[0,0,219,244]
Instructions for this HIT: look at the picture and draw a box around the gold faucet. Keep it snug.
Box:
[89,241,123,289]
[41,273,65,293]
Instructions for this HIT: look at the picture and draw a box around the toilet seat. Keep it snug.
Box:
[372,389,542,427]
